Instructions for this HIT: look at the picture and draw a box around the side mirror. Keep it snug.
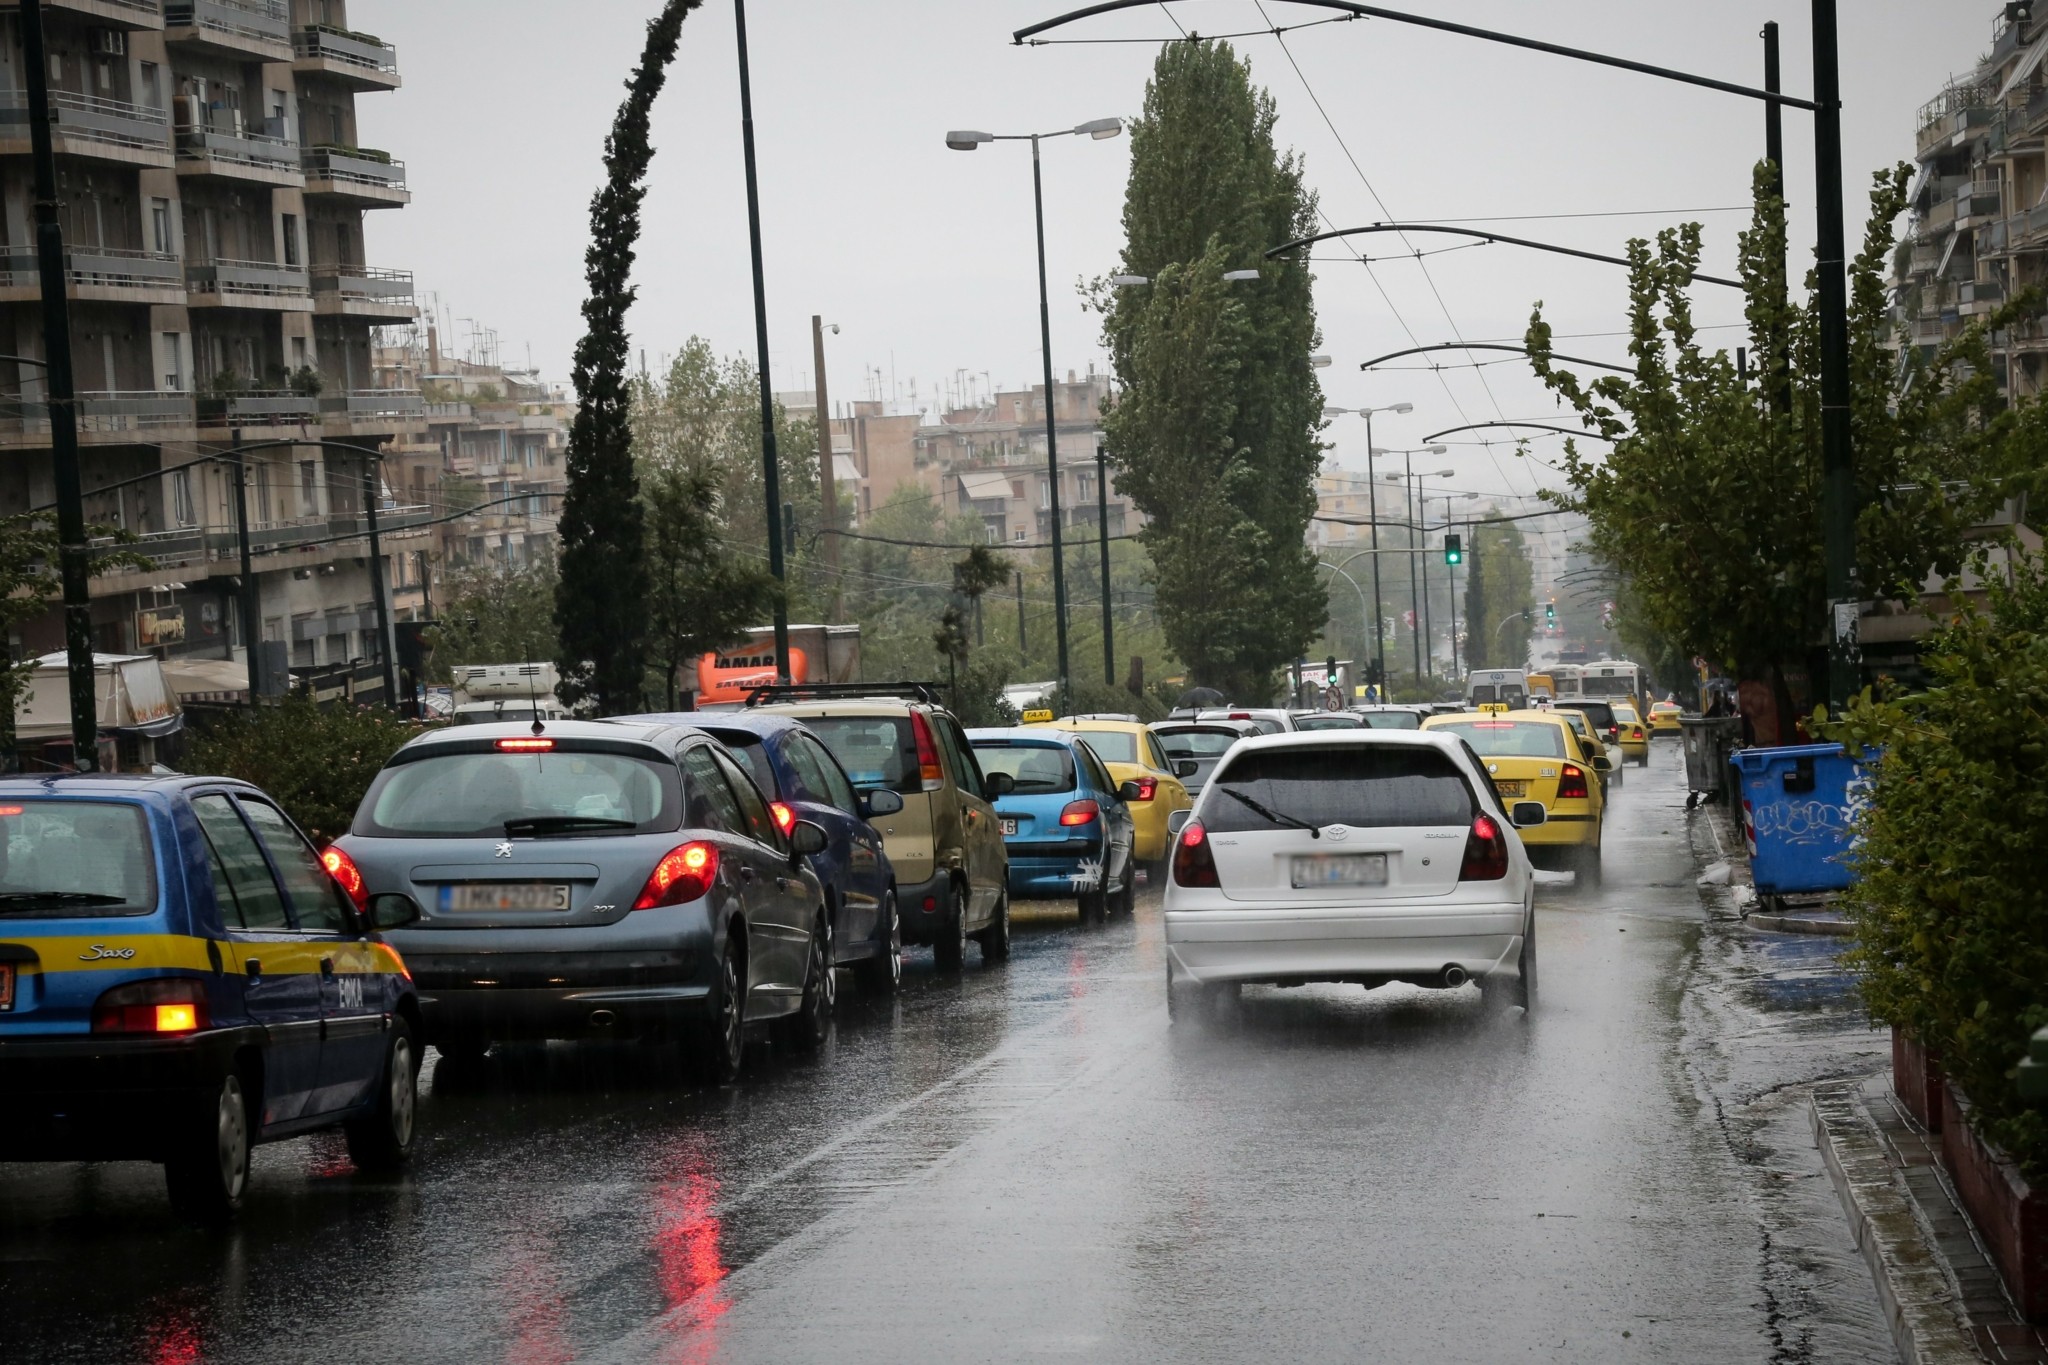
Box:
[789,820,830,858]
[1118,780,1144,802]
[1510,801,1548,829]
[860,787,904,819]
[983,772,1016,800]
[367,892,422,931]
[1167,809,1193,836]
[1590,754,1612,773]
[1175,760,1198,779]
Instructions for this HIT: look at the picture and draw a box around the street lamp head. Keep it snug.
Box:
[1221,269,1262,282]
[1369,446,1391,455]
[1431,468,1456,478]
[1389,402,1414,415]
[1308,354,1333,369]
[1110,274,1150,287]
[1426,445,1448,454]
[1322,407,1352,419]
[1074,117,1123,139]
[945,130,994,151]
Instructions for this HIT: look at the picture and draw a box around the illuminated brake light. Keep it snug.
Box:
[633,841,719,909]
[321,845,368,912]
[1172,819,1220,887]
[769,801,797,836]
[0,805,21,816]
[1557,765,1590,800]
[154,1003,199,1032]
[92,978,210,1034]
[1472,722,1515,729]
[1058,799,1099,827]
[496,737,555,753]
[1459,814,1509,881]
[1131,777,1158,802]
[910,711,945,789]
[1227,712,1252,720]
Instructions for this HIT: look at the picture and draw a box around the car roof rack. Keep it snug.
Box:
[745,681,945,708]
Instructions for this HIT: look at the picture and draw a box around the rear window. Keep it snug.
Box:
[1204,746,1475,832]
[702,729,777,798]
[1293,714,1361,731]
[1430,720,1568,759]
[1072,731,1137,764]
[804,716,919,795]
[1359,711,1420,730]
[0,800,157,917]
[1469,685,1529,708]
[1572,703,1618,729]
[354,749,682,838]
[1155,728,1241,759]
[1614,705,1640,723]
[971,742,1076,794]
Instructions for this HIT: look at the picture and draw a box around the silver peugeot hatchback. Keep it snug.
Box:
[330,720,831,1082]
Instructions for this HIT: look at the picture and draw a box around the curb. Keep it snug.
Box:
[1750,912,1856,937]
[1811,1079,1984,1364]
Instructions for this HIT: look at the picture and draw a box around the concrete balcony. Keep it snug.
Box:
[0,90,172,168]
[0,390,197,448]
[193,389,318,430]
[176,125,302,186]
[0,0,163,27]
[321,388,426,439]
[293,25,399,92]
[0,246,184,304]
[186,258,311,310]
[309,263,415,320]
[301,146,407,208]
[164,0,291,61]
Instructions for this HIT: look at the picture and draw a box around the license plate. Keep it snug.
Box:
[440,883,571,912]
[0,962,12,1010]
[1493,779,1527,797]
[1290,853,1388,888]
[999,818,1019,836]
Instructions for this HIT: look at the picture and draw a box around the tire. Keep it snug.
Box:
[165,1068,252,1225]
[687,935,746,1084]
[778,914,834,1053]
[978,890,1011,964]
[932,881,969,972]
[853,890,902,995]
[1077,885,1106,926]
[344,1017,418,1173]
[1113,861,1137,917]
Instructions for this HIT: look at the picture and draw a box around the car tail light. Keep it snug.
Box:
[1132,777,1158,802]
[768,801,796,836]
[1058,799,1099,827]
[92,978,210,1034]
[1459,814,1509,881]
[1557,765,1590,800]
[910,711,945,789]
[321,844,368,912]
[496,737,554,753]
[1227,712,1252,720]
[633,841,719,909]
[1172,819,1220,887]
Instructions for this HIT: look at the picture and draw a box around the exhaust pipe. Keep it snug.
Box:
[1441,965,1469,988]
[588,1009,617,1028]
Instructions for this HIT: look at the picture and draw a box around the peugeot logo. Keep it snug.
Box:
[494,842,514,859]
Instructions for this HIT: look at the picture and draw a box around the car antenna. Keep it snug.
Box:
[527,668,545,737]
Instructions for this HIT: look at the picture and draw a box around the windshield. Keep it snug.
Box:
[1156,729,1241,759]
[453,707,551,726]
[1469,685,1528,708]
[702,729,777,797]
[1359,711,1421,730]
[354,749,682,838]
[0,800,157,916]
[803,716,920,795]
[971,743,1076,794]
[1204,747,1475,832]
[1071,730,1137,764]
[1430,720,1568,759]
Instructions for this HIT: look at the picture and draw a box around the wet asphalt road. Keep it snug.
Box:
[2,750,1895,1364]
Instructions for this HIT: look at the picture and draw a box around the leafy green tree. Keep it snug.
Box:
[1460,521,1534,672]
[1531,164,2048,721]
[428,553,560,681]
[555,1,703,715]
[642,461,774,709]
[185,693,427,843]
[1099,39,1326,701]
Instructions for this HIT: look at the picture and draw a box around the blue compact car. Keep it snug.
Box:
[630,712,904,994]
[967,728,1137,923]
[0,774,425,1223]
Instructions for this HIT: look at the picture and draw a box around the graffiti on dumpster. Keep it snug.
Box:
[1748,797,1853,846]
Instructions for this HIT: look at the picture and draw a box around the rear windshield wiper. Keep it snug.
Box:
[502,816,639,837]
[0,891,129,912]
[1213,787,1322,837]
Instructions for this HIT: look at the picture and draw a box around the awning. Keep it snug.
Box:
[1998,38,2048,100]
[161,657,249,699]
[957,469,1014,500]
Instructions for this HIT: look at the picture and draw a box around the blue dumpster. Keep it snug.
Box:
[1730,743,1869,897]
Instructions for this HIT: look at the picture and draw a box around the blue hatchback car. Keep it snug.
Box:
[627,712,905,994]
[0,774,425,1223]
[967,728,1137,923]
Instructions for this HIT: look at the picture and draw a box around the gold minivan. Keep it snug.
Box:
[752,685,1012,969]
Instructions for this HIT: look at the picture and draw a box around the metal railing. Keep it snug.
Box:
[309,263,414,305]
[0,88,170,152]
[0,390,195,436]
[301,147,406,193]
[0,0,164,18]
[176,125,299,174]
[293,25,397,74]
[321,388,425,420]
[164,0,288,45]
[186,257,310,299]
[0,246,181,291]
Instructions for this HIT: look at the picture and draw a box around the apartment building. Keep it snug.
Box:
[1307,466,1390,553]
[0,0,420,703]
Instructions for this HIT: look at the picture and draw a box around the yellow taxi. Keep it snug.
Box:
[1422,709,1606,884]
[1026,713,1193,874]
[1611,703,1651,766]
[1648,701,1684,738]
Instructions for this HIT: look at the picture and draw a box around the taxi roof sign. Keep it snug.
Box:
[1478,702,1510,714]
[1021,708,1055,725]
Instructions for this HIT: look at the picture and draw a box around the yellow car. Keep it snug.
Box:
[1611,703,1651,767]
[1648,701,1684,738]
[1422,709,1607,884]
[1029,715,1194,872]
[1554,708,1618,792]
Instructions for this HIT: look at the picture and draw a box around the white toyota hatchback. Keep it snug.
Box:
[1163,730,1546,1017]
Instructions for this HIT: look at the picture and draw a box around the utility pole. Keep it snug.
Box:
[1762,21,1793,419]
[812,314,839,623]
[1096,445,1113,686]
[362,447,398,707]
[1015,570,1027,656]
[1031,134,1071,697]
[735,0,791,682]
[232,430,261,706]
[23,0,97,766]
[1812,0,1857,710]
[1365,409,1386,689]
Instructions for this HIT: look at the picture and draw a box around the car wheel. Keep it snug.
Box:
[1114,861,1138,916]
[932,881,969,972]
[1077,884,1106,925]
[165,1068,252,1224]
[778,914,834,1053]
[344,1017,418,1173]
[688,936,746,1084]
[854,890,902,995]
[978,890,1012,964]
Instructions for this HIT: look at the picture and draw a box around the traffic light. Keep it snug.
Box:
[1443,533,1462,566]
[1326,655,1339,682]
[1544,600,1557,629]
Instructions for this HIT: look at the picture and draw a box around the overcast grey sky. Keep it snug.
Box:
[359,0,1985,507]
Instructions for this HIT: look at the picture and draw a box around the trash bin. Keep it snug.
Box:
[1680,716,1742,807]
[1729,743,1868,898]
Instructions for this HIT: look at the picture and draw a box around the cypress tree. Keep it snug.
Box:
[555,1,703,714]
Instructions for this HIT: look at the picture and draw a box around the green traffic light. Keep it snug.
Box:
[1443,533,1462,565]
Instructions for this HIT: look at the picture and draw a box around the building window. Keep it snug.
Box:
[170,468,194,526]
[150,198,171,255]
[1014,529,1026,542]
[281,213,299,266]
[160,332,182,391]
[299,461,318,514]
[139,62,160,109]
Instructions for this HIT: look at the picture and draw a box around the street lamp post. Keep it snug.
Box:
[948,117,1122,699]
[1323,402,1412,690]
[1436,491,1478,679]
[735,0,791,682]
[1373,446,1446,688]
[1413,469,1456,679]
